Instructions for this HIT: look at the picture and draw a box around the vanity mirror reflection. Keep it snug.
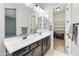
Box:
[32,15,50,35]
[30,15,49,34]
[30,15,37,34]
[43,17,49,30]
[37,16,49,30]
[37,16,42,29]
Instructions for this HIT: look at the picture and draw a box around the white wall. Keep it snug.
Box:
[5,3,17,8]
[0,3,5,56]
[1,3,35,55]
[44,8,54,49]
[72,4,79,24]
[16,4,35,35]
[5,3,35,35]
[71,3,79,55]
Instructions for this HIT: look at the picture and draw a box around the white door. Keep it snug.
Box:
[65,4,72,55]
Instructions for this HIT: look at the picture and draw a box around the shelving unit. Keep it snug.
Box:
[53,11,65,34]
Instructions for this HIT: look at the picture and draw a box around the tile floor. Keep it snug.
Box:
[45,38,68,56]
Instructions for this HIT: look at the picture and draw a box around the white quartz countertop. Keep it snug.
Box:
[4,32,50,54]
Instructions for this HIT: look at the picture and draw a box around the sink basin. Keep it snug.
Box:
[27,34,40,39]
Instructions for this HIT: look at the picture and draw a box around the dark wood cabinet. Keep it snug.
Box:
[30,42,38,50]
[25,42,42,56]
[10,35,50,56]
[46,36,50,50]
[12,46,29,56]
[47,37,50,49]
[42,36,50,55]
[42,38,47,55]
[30,45,42,56]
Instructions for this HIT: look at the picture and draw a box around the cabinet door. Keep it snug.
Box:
[12,46,29,56]
[42,36,50,55]
[46,37,50,50]
[65,4,72,55]
[31,45,42,56]
[42,38,47,55]
[30,42,37,50]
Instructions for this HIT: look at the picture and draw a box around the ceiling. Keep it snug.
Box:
[5,3,66,18]
[37,3,65,9]
[53,5,66,15]
[36,3,66,15]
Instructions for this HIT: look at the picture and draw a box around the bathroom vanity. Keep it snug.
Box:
[4,32,50,56]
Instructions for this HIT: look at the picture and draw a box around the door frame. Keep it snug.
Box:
[65,4,72,55]
[52,5,66,50]
[52,4,72,55]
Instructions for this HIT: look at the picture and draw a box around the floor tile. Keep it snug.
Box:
[45,38,68,56]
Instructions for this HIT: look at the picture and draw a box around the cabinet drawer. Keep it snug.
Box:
[38,40,42,45]
[13,46,29,56]
[43,36,50,42]
[24,45,42,56]
[47,39,50,48]
[31,45,42,56]
[30,42,37,50]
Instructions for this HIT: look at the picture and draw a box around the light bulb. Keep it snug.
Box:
[56,7,61,11]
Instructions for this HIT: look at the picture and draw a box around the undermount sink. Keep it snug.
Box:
[27,33,40,39]
[22,31,50,40]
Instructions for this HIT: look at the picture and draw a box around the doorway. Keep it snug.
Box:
[53,5,66,53]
